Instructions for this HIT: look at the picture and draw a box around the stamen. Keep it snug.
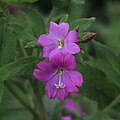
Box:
[55,74,65,89]
[58,46,62,49]
[57,39,64,49]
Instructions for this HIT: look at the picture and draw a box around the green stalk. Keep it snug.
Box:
[45,7,57,27]
[5,81,41,119]
[30,78,47,120]
[103,94,120,112]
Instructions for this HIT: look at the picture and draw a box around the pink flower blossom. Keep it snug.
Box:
[61,116,72,120]
[33,52,83,100]
[65,99,76,112]
[65,99,85,116]
[38,21,80,58]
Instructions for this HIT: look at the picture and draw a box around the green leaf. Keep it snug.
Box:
[107,109,120,120]
[0,17,17,103]
[92,41,120,88]
[80,96,98,115]
[24,41,38,48]
[2,0,37,4]
[8,23,36,44]
[0,18,16,66]
[43,96,61,120]
[0,109,32,120]
[77,63,120,108]
[72,0,85,5]
[83,112,115,120]
[0,82,32,120]
[0,56,37,81]
[21,6,45,38]
[8,6,45,44]
[59,14,69,23]
[70,17,95,31]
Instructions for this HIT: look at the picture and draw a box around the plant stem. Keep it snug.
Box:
[45,7,57,27]
[5,81,41,119]
[103,94,120,112]
[30,78,47,120]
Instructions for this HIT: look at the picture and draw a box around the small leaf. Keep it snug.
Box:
[24,41,39,48]
[70,17,95,32]
[59,14,69,23]
[0,56,37,81]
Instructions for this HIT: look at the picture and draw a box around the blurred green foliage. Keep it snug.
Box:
[0,0,120,120]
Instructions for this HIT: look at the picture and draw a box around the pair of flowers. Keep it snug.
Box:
[33,22,83,100]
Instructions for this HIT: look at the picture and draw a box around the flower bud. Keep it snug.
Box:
[8,4,21,14]
[80,32,96,43]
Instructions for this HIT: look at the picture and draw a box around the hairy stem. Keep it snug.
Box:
[5,81,41,119]
[103,94,120,112]
[30,78,47,120]
[45,7,57,27]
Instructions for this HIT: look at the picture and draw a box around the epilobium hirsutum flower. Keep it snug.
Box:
[65,99,85,116]
[33,52,83,100]
[61,116,72,120]
[38,21,80,58]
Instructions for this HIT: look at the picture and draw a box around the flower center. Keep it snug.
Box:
[57,39,64,49]
[54,68,65,89]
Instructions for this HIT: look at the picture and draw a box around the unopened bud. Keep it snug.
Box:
[80,32,96,43]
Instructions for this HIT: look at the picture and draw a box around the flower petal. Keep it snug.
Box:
[65,43,80,54]
[64,54,76,70]
[49,21,69,39]
[50,52,76,70]
[37,60,57,72]
[62,72,79,93]
[65,30,78,43]
[38,34,57,47]
[49,47,67,59]
[45,75,58,99]
[49,48,61,59]
[68,71,83,86]
[42,45,56,58]
[57,89,69,101]
[33,69,55,82]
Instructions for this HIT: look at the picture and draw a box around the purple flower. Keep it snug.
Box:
[33,52,83,100]
[65,99,76,112]
[61,116,72,120]
[38,21,80,58]
[65,99,85,116]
